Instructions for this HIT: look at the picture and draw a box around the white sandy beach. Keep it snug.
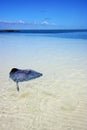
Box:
[0,34,87,130]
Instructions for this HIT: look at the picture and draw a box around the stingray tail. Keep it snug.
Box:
[16,82,19,91]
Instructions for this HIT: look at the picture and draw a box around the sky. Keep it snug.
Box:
[0,0,87,29]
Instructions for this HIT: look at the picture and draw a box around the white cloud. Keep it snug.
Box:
[0,19,57,26]
[18,20,25,24]
[41,21,49,25]
[41,20,57,26]
[0,20,12,23]
[0,20,25,24]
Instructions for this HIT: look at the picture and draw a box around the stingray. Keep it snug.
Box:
[9,68,43,91]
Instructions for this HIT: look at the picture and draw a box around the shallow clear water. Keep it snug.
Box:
[0,32,87,70]
[0,33,87,130]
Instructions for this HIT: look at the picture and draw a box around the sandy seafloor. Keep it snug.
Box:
[0,34,87,130]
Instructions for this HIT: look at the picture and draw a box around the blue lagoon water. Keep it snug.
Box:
[0,30,87,78]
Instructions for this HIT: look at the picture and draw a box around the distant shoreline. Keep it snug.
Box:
[0,29,87,33]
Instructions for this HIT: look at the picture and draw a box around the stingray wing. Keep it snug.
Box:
[23,70,43,81]
[10,69,42,82]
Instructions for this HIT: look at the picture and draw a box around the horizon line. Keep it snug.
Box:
[0,29,87,33]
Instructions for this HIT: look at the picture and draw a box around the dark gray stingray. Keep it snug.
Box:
[9,68,43,91]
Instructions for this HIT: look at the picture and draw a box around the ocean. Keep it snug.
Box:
[0,30,87,130]
[0,29,87,39]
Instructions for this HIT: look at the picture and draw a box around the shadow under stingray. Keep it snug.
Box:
[9,68,43,91]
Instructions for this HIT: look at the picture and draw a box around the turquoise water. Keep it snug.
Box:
[0,32,87,71]
[0,30,87,39]
[46,32,87,39]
